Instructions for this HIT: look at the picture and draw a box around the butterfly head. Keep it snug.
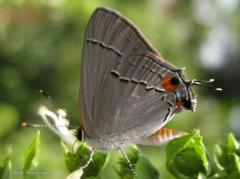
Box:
[176,78,197,112]
[161,73,197,111]
[180,78,222,112]
[161,68,222,112]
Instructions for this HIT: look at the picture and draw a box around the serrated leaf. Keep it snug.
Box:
[228,133,239,153]
[23,130,40,174]
[117,146,159,179]
[63,142,107,179]
[166,134,193,166]
[81,151,107,178]
[205,151,218,177]
[63,142,90,172]
[166,130,208,179]
[227,153,240,178]
[213,144,229,170]
[212,133,240,179]
[0,150,12,179]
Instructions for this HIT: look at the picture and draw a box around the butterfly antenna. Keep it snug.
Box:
[39,89,72,119]
[21,122,49,128]
[22,90,77,130]
[119,146,137,177]
[21,121,78,129]
[191,79,222,92]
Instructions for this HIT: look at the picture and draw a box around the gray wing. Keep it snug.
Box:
[80,7,179,141]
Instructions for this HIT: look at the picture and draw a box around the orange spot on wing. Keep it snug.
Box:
[161,76,177,92]
[146,128,182,145]
[177,101,184,108]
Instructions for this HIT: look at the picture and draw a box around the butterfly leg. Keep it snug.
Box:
[119,146,137,177]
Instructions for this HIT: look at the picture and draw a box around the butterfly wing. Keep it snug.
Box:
[80,7,181,142]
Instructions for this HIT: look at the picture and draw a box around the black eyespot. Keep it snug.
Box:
[183,99,191,109]
[76,127,84,141]
[170,77,180,85]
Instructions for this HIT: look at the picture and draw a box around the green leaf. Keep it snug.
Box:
[82,151,108,178]
[23,130,40,174]
[213,152,240,179]
[205,151,218,177]
[211,133,240,179]
[63,142,107,179]
[228,133,239,153]
[63,142,91,172]
[0,150,12,179]
[227,153,240,178]
[214,134,240,167]
[213,144,229,170]
[135,157,159,179]
[117,146,159,179]
[166,130,208,179]
[117,146,139,178]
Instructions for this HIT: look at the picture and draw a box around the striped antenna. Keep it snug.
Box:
[22,122,48,128]
[21,121,79,129]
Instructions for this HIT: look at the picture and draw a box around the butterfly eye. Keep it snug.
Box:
[161,76,179,92]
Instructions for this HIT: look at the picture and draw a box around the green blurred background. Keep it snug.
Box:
[0,0,239,178]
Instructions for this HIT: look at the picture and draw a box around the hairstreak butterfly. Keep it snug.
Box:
[78,7,221,176]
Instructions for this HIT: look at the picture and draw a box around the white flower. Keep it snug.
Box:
[38,106,79,152]
[38,106,95,179]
